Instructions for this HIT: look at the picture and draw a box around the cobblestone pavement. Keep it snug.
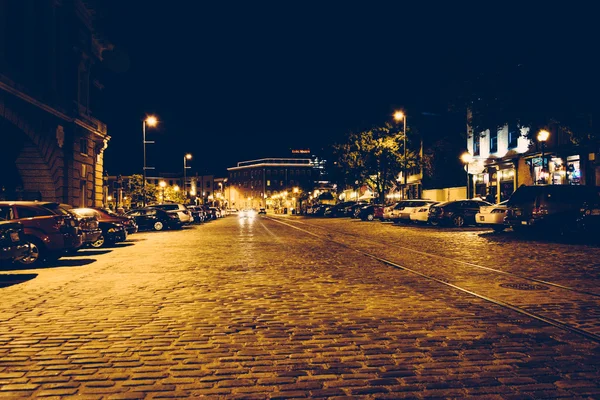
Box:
[0,215,599,399]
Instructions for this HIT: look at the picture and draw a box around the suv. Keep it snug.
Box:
[505,185,600,234]
[0,201,83,266]
[148,203,193,224]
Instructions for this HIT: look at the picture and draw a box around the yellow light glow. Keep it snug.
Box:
[159,181,166,188]
[293,187,299,193]
[393,111,405,121]
[461,152,473,164]
[185,153,192,160]
[537,129,550,142]
[174,185,180,192]
[146,115,158,127]
[107,196,112,201]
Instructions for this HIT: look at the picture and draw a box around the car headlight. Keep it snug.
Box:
[107,228,116,233]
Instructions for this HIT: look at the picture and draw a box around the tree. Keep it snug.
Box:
[162,186,186,204]
[127,174,158,206]
[333,123,419,204]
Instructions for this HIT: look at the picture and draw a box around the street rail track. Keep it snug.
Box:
[268,216,600,344]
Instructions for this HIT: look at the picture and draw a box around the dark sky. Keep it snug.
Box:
[98,2,594,177]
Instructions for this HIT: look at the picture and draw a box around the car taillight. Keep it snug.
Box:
[532,206,548,217]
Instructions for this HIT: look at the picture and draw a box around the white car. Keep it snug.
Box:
[391,200,438,223]
[382,202,400,221]
[475,200,508,231]
[148,203,193,224]
[408,201,440,224]
[239,209,256,218]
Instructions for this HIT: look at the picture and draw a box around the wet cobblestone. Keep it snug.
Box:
[0,215,599,398]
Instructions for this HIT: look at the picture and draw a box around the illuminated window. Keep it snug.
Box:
[508,127,519,149]
[267,180,271,186]
[490,129,498,153]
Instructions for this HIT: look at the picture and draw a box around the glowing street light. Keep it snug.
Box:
[143,115,158,207]
[538,129,550,184]
[461,152,473,199]
[394,110,408,199]
[159,180,166,202]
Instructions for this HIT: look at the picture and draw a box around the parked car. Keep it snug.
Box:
[148,203,193,224]
[324,201,361,217]
[126,208,182,231]
[357,204,384,221]
[578,199,600,234]
[307,204,331,216]
[70,208,129,248]
[258,208,267,215]
[0,201,83,266]
[391,200,439,223]
[428,199,493,227]
[187,206,207,223]
[382,202,399,221]
[505,185,600,234]
[0,220,31,264]
[350,202,370,218]
[100,208,139,234]
[209,207,223,218]
[475,200,509,231]
[409,201,440,224]
[40,203,103,250]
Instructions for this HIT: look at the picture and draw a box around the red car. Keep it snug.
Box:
[0,201,83,266]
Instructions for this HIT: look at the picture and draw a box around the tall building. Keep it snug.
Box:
[0,0,112,206]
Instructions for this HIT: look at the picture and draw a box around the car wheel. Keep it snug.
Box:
[90,235,105,248]
[17,237,45,267]
[367,214,374,221]
[153,221,164,231]
[452,215,465,227]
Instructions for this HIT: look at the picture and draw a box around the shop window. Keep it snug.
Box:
[489,130,498,153]
[508,127,519,149]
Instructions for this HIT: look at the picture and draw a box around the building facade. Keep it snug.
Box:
[0,0,111,207]
[227,158,314,210]
[466,122,598,203]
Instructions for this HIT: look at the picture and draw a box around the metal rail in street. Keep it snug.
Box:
[268,217,600,344]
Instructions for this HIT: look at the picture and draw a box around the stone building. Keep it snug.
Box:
[0,0,111,206]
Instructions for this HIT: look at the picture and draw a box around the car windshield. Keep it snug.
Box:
[40,203,71,215]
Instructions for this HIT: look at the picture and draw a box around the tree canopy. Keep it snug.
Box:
[333,122,419,204]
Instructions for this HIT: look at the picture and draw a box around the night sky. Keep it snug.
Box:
[98,2,595,177]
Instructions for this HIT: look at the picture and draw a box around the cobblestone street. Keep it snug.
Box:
[1,215,599,399]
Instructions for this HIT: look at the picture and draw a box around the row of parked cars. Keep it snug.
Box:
[306,185,600,236]
[0,201,226,268]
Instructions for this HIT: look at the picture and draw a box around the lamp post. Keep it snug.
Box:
[537,129,550,184]
[394,111,407,199]
[142,116,158,207]
[183,153,192,201]
[159,180,166,203]
[461,152,473,199]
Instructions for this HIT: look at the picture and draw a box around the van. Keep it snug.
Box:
[505,185,600,233]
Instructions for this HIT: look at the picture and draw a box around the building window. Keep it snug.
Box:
[490,129,498,153]
[508,127,519,149]
[206,181,211,188]
[267,180,271,186]
[473,135,480,156]
[80,138,88,155]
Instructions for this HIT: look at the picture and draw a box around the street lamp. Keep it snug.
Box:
[159,180,166,203]
[183,153,192,201]
[537,129,550,184]
[461,152,473,199]
[142,115,158,207]
[394,110,407,199]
